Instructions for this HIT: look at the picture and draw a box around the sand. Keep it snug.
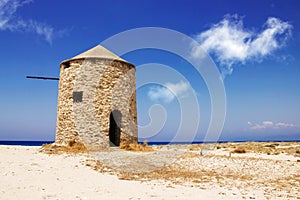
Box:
[0,142,299,199]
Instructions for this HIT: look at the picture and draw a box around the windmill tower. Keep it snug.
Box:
[55,45,138,150]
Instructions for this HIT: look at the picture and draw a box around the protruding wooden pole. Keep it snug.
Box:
[26,76,59,81]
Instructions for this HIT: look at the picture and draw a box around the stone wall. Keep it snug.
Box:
[55,60,81,145]
[55,58,138,150]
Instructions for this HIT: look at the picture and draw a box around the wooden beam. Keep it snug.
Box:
[26,76,59,81]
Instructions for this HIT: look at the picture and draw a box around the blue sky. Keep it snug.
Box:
[0,0,299,142]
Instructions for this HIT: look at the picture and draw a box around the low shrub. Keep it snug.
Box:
[120,140,154,152]
[232,148,246,154]
[40,138,88,154]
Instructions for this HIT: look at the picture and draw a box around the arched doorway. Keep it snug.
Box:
[109,110,121,146]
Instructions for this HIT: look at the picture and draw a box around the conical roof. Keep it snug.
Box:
[61,45,128,65]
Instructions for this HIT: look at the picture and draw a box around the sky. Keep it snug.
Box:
[0,0,299,142]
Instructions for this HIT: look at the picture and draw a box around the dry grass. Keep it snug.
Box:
[231,147,246,154]
[120,141,154,152]
[112,163,253,187]
[85,154,252,186]
[85,159,115,174]
[117,165,211,184]
[263,143,280,148]
[159,142,300,156]
[189,144,203,151]
[217,142,300,156]
[83,142,300,198]
[180,152,201,158]
[84,159,209,184]
[40,138,88,154]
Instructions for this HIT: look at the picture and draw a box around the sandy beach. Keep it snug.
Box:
[0,142,299,199]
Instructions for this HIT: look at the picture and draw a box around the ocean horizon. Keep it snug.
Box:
[0,139,299,146]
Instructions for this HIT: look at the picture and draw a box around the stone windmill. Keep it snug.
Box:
[55,45,138,150]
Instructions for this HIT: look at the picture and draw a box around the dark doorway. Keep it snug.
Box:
[109,110,121,146]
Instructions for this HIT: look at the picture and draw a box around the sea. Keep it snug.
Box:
[0,141,54,146]
[0,140,299,146]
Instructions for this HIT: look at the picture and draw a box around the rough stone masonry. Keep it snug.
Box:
[55,45,138,150]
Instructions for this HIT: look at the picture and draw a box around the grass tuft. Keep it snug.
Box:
[40,138,88,154]
[232,148,246,154]
[120,140,154,152]
[264,143,279,148]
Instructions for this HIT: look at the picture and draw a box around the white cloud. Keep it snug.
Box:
[192,14,292,77]
[275,122,296,128]
[0,0,60,44]
[248,121,297,130]
[148,81,189,103]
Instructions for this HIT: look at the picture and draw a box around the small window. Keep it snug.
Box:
[73,91,83,102]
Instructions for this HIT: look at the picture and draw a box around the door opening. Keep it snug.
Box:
[109,110,121,146]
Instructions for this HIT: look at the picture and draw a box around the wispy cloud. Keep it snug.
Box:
[148,81,189,103]
[0,0,63,44]
[191,14,292,77]
[248,121,298,130]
